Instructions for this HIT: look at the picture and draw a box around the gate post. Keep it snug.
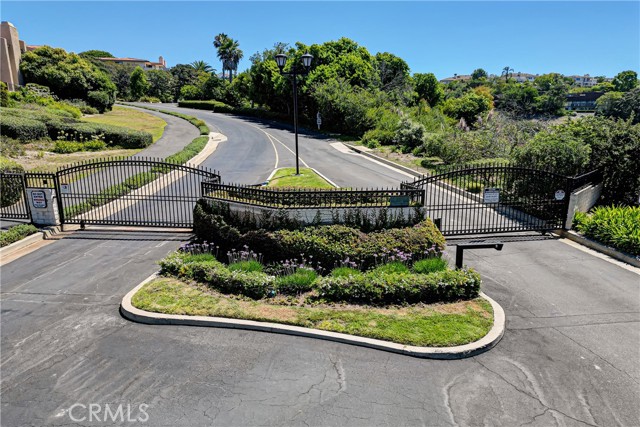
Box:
[25,175,60,227]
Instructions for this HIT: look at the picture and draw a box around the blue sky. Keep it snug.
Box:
[3,1,639,78]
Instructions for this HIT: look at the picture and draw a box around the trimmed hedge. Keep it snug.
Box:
[193,199,446,269]
[316,269,481,305]
[159,251,481,305]
[178,100,289,122]
[0,115,48,141]
[0,224,39,247]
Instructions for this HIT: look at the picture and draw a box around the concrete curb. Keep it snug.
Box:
[120,273,506,359]
[0,229,45,258]
[345,144,424,178]
[554,229,640,268]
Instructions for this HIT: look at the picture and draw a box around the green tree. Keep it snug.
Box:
[513,129,591,176]
[413,73,443,106]
[534,73,569,115]
[171,64,202,101]
[20,46,116,105]
[596,87,640,124]
[129,66,149,100]
[213,33,243,83]
[375,52,410,93]
[146,69,175,102]
[443,92,491,125]
[79,50,114,59]
[189,60,214,73]
[612,70,638,92]
[471,68,488,80]
[501,66,514,82]
[495,83,539,117]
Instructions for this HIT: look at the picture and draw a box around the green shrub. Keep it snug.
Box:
[275,268,318,295]
[316,269,481,305]
[0,224,39,247]
[361,128,396,147]
[83,139,107,151]
[193,200,446,269]
[0,156,25,207]
[53,140,85,153]
[574,206,640,256]
[413,257,448,274]
[330,267,362,278]
[372,262,409,274]
[0,115,48,141]
[139,96,162,103]
[87,91,112,113]
[0,81,8,107]
[228,260,263,273]
[178,99,235,113]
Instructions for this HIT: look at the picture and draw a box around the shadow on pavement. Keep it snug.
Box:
[48,228,192,242]
[445,232,558,245]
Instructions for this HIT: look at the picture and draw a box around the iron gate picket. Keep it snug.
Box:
[0,172,30,220]
[56,158,220,228]
[402,164,582,236]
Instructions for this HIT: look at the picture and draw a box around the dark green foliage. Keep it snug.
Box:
[194,200,445,269]
[315,269,481,305]
[596,88,640,124]
[0,82,8,107]
[0,115,48,141]
[0,224,39,247]
[413,73,444,106]
[513,128,590,176]
[413,257,448,274]
[330,267,362,278]
[0,156,25,207]
[129,67,149,100]
[79,50,114,59]
[275,268,318,295]
[612,70,638,92]
[87,91,112,113]
[574,206,640,256]
[20,46,116,107]
[443,92,491,125]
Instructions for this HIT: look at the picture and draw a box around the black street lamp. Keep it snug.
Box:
[275,52,313,175]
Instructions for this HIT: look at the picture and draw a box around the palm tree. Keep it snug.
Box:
[501,66,514,82]
[189,60,213,73]
[213,33,243,83]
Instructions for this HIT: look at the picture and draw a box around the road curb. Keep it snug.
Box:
[345,144,424,178]
[120,273,506,359]
[554,229,640,268]
[0,229,44,258]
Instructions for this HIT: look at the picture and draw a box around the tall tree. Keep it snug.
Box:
[129,66,149,100]
[213,33,230,80]
[501,66,514,82]
[213,33,243,82]
[413,73,443,106]
[612,70,638,92]
[471,68,488,80]
[189,60,214,73]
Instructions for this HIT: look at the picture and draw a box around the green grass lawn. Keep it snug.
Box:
[268,167,334,189]
[83,106,167,142]
[132,278,494,347]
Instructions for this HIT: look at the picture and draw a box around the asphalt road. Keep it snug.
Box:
[1,106,639,426]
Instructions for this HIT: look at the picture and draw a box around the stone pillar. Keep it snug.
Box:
[26,188,60,226]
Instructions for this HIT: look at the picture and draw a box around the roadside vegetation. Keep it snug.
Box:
[267,167,333,189]
[0,224,39,247]
[132,212,492,347]
[574,206,640,257]
[83,106,166,142]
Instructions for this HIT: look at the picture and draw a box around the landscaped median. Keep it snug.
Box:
[122,207,505,358]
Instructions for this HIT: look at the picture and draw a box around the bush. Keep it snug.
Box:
[361,128,395,147]
[413,257,448,274]
[0,156,25,207]
[193,200,445,269]
[53,140,85,153]
[228,260,263,273]
[275,268,318,295]
[0,115,48,141]
[139,96,162,103]
[0,224,39,247]
[316,268,481,305]
[0,81,8,107]
[372,262,409,274]
[574,206,640,256]
[330,267,362,278]
[178,99,234,112]
[48,122,152,148]
[87,91,112,113]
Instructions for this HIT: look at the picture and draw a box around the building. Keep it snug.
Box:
[439,74,471,84]
[511,72,538,83]
[0,21,27,91]
[96,56,167,70]
[565,92,604,111]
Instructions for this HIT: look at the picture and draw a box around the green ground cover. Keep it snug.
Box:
[0,224,39,247]
[133,277,493,347]
[268,167,334,189]
[83,106,167,142]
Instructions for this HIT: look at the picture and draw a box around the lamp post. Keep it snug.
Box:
[275,52,313,175]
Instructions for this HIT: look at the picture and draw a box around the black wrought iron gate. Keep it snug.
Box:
[56,158,220,228]
[402,164,578,236]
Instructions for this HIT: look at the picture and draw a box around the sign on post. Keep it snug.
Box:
[60,183,70,194]
[554,189,566,200]
[483,188,500,204]
[31,190,47,209]
[316,112,322,130]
